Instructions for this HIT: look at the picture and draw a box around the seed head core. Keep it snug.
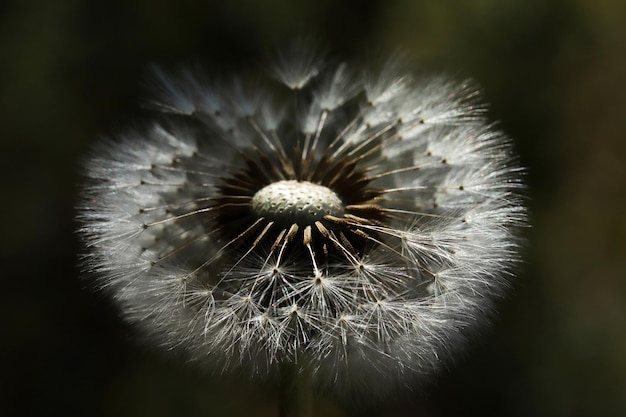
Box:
[252,180,344,226]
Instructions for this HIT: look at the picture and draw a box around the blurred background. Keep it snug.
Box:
[1,0,625,416]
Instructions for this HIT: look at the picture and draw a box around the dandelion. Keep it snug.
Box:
[78,48,526,408]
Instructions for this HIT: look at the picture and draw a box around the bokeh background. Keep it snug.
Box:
[1,0,625,416]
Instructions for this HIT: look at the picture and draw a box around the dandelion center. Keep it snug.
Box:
[252,180,344,226]
[213,147,387,255]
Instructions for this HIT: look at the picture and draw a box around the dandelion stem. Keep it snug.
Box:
[278,366,313,417]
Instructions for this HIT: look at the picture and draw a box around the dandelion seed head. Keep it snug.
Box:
[78,48,526,398]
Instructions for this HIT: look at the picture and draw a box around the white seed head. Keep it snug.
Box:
[77,48,527,399]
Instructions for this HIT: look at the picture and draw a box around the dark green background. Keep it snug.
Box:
[1,0,625,416]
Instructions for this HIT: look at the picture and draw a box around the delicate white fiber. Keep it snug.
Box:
[78,50,526,397]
